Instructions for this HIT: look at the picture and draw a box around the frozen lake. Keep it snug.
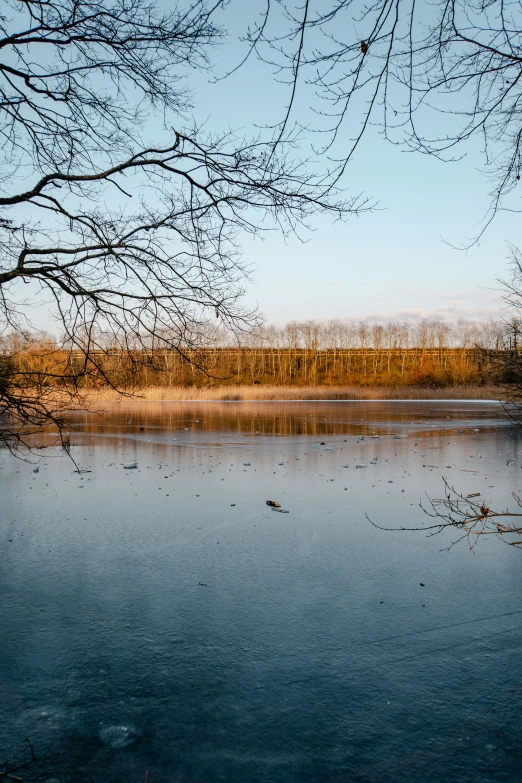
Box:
[1,400,522,782]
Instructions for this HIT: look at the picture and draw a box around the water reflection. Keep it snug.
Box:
[69,399,507,440]
[1,401,522,783]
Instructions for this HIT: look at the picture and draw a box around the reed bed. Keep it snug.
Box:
[84,384,505,402]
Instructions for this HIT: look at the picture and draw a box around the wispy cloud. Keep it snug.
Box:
[359,305,504,323]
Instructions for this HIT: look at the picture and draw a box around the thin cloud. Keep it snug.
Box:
[359,305,502,324]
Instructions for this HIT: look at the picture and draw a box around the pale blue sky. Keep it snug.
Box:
[234,139,508,324]
[180,3,516,325]
[25,1,517,334]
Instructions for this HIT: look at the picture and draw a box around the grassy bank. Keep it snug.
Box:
[84,384,506,402]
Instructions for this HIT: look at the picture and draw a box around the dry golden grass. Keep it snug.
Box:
[84,384,506,402]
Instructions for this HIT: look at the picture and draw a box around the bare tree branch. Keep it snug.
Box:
[0,0,370,448]
[367,477,522,550]
[232,0,522,239]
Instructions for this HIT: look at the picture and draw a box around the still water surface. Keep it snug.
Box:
[1,401,522,782]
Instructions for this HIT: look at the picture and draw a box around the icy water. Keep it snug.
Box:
[1,400,522,782]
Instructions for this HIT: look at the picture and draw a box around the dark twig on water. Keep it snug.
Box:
[367,478,522,550]
[0,738,35,782]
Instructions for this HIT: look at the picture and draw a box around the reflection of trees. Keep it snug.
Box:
[0,0,365,449]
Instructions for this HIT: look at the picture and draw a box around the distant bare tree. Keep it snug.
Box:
[0,0,368,448]
[496,252,522,416]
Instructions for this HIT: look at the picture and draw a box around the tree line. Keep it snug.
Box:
[1,318,518,391]
[209,318,517,351]
[2,0,522,445]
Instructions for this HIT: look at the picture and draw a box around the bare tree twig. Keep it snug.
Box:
[368,477,522,550]
[0,0,370,449]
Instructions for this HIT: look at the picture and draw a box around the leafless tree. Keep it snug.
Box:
[494,250,522,418]
[233,0,522,239]
[0,0,369,448]
[225,0,522,548]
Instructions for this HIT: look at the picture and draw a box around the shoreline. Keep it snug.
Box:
[83,384,507,403]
